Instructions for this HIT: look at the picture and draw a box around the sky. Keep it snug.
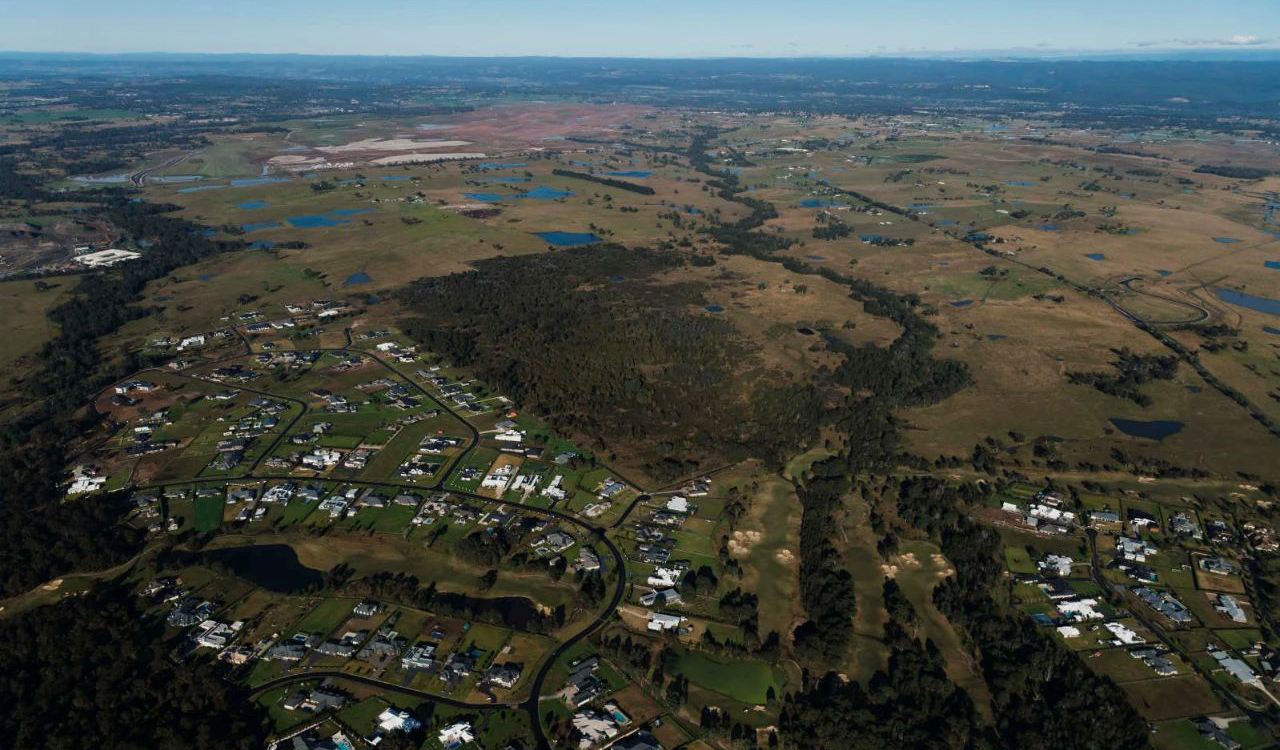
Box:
[4,0,1279,58]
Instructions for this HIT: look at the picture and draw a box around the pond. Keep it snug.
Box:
[381,175,410,181]
[330,208,372,217]
[1037,224,1060,231]
[796,326,815,336]
[534,231,602,247]
[1007,180,1036,187]
[605,171,652,178]
[178,184,227,193]
[986,334,1007,341]
[1265,261,1280,270]
[805,254,826,261]
[463,192,503,202]
[704,305,724,313]
[1265,326,1280,335]
[1109,418,1184,441]
[1084,253,1106,260]
[229,177,289,188]
[477,162,527,169]
[242,221,280,232]
[250,241,274,250]
[344,272,372,286]
[237,201,269,210]
[1213,237,1242,244]
[859,234,888,242]
[1156,269,1173,277]
[799,199,848,208]
[935,219,956,226]
[1215,288,1280,317]
[519,186,574,200]
[906,203,939,209]
[487,176,530,183]
[203,544,323,593]
[950,299,973,308]
[287,215,349,228]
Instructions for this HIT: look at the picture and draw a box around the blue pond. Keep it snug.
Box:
[935,219,956,226]
[704,305,724,313]
[1264,261,1280,270]
[463,192,503,202]
[242,221,281,232]
[1215,288,1280,316]
[178,184,227,193]
[859,234,888,242]
[381,175,410,181]
[1213,237,1242,244]
[986,334,1007,341]
[907,203,939,209]
[1085,253,1106,260]
[1037,225,1060,231]
[1265,326,1280,335]
[1156,269,1173,277]
[487,177,530,183]
[799,199,848,208]
[343,272,372,286]
[534,231,602,247]
[950,299,973,308]
[287,215,348,229]
[229,177,289,187]
[519,186,573,200]
[237,201,268,210]
[569,160,594,166]
[1007,180,1036,187]
[478,162,527,170]
[198,273,217,282]
[605,171,652,178]
[1109,418,1185,441]
[964,232,992,242]
[330,209,371,216]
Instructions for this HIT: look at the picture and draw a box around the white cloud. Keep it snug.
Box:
[1131,34,1272,48]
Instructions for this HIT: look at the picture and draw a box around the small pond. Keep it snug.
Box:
[534,231,602,247]
[1084,253,1106,260]
[237,201,268,210]
[463,192,503,202]
[1109,418,1184,440]
[203,545,323,593]
[344,272,372,286]
[1215,288,1280,317]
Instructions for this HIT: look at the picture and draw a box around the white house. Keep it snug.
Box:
[438,722,474,749]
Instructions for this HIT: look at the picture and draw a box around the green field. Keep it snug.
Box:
[193,495,225,532]
[668,648,779,704]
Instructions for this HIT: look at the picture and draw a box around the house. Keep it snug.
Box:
[1199,557,1238,576]
[1056,598,1104,622]
[1211,649,1258,684]
[648,612,686,632]
[599,478,627,498]
[666,496,690,514]
[1104,621,1144,645]
[401,643,436,671]
[376,707,421,733]
[1038,579,1076,600]
[572,709,620,748]
[1116,537,1157,563]
[640,588,683,607]
[1037,554,1073,577]
[303,687,347,712]
[438,722,474,750]
[1130,648,1177,676]
[540,531,576,553]
[484,663,523,689]
[1128,509,1160,531]
[1170,512,1203,539]
[560,657,605,707]
[614,732,665,750]
[1089,510,1121,528]
[1133,586,1191,623]
[1192,717,1241,750]
[576,547,602,573]
[1214,594,1248,623]
[647,567,681,588]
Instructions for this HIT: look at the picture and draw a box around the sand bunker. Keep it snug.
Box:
[317,137,472,154]
[775,548,795,564]
[727,530,762,557]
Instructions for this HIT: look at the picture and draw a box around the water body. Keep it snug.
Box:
[1007,180,1036,187]
[330,208,372,217]
[704,305,724,313]
[1215,288,1280,316]
[569,160,594,166]
[608,275,625,283]
[805,254,826,261]
[1037,225,1060,231]
[1264,261,1280,270]
[796,327,815,336]
[198,273,217,282]
[859,234,888,242]
[1084,253,1106,260]
[343,272,372,286]
[534,231,603,247]
[1265,326,1280,336]
[519,186,573,200]
[237,201,268,210]
[799,199,848,208]
[964,232,992,242]
[415,123,451,131]
[242,221,281,232]
[229,177,289,187]
[605,171,652,178]
[477,162,527,170]
[152,174,206,183]
[1186,385,1202,394]
[986,334,1007,341]
[287,215,349,229]
[463,192,503,203]
[487,176,530,183]
[250,241,274,250]
[1213,237,1242,244]
[1156,269,1173,277]
[71,173,129,184]
[1109,418,1184,441]
[178,184,227,193]
[907,203,939,209]
[202,545,323,593]
[381,175,410,181]
[950,299,973,308]
[935,219,956,226]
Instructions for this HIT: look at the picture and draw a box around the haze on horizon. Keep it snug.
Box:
[6,0,1279,58]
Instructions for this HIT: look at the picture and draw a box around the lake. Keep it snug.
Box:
[463,192,503,202]
[796,326,815,336]
[1265,326,1280,335]
[935,219,956,226]
[237,201,268,210]
[1215,288,1280,317]
[1109,418,1184,441]
[203,544,323,593]
[859,234,888,242]
[250,241,274,250]
[534,231,602,247]
[986,334,1007,341]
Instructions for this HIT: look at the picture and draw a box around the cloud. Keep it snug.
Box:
[1131,34,1272,48]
